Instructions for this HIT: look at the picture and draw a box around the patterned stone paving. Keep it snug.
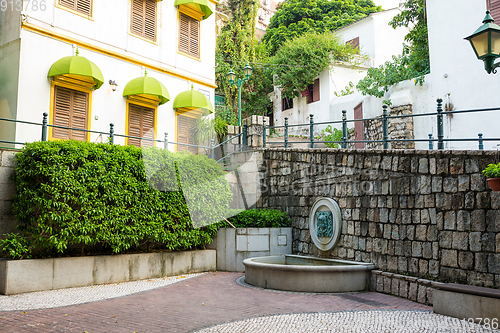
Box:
[193,311,500,333]
[0,273,202,311]
[0,272,494,333]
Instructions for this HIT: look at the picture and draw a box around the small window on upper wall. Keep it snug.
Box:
[57,0,93,17]
[282,97,293,111]
[487,0,500,21]
[179,12,200,59]
[303,79,319,104]
[131,0,157,42]
[346,37,360,54]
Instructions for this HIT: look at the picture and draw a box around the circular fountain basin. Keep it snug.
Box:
[243,254,375,293]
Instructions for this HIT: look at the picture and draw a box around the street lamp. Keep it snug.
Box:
[465,11,500,74]
[227,63,253,126]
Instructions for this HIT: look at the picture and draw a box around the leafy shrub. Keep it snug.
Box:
[315,125,343,148]
[482,162,500,179]
[224,209,290,228]
[2,141,232,259]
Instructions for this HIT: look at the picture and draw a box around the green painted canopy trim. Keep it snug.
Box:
[47,55,104,90]
[173,88,213,115]
[174,0,213,19]
[123,76,170,105]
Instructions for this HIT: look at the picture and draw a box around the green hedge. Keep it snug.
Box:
[225,209,290,228]
[1,141,232,259]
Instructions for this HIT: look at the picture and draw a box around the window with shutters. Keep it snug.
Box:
[57,0,93,18]
[127,103,156,147]
[346,37,360,54]
[130,0,157,42]
[282,97,293,111]
[487,0,500,22]
[179,12,200,59]
[52,85,89,141]
[176,114,198,154]
[305,79,320,104]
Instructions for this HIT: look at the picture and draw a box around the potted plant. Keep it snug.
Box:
[482,162,500,191]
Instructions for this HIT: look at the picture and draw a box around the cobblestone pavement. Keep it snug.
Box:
[194,311,498,333]
[0,272,487,333]
[0,273,203,311]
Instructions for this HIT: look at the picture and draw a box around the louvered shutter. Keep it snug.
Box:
[128,104,155,147]
[488,0,500,22]
[179,13,190,54]
[189,18,200,58]
[177,115,198,154]
[53,86,89,141]
[346,37,360,53]
[312,79,320,102]
[58,0,92,16]
[131,0,157,42]
[179,13,200,58]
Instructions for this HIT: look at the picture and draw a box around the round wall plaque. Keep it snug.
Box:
[308,197,342,251]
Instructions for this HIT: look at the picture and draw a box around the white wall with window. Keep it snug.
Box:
[0,0,217,150]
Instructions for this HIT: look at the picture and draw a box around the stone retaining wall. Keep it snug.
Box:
[0,149,17,238]
[370,270,435,305]
[250,148,500,291]
[347,105,415,149]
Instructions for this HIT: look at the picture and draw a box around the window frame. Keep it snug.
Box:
[306,78,320,104]
[488,0,500,21]
[178,10,202,60]
[129,0,160,45]
[56,0,94,20]
[125,100,157,147]
[49,80,93,142]
[174,108,203,153]
[282,96,294,111]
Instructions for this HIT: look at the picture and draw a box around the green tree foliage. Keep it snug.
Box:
[356,0,429,98]
[1,141,232,259]
[262,0,381,56]
[271,32,360,98]
[215,0,273,123]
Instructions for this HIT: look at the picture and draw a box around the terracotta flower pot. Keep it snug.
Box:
[487,178,500,191]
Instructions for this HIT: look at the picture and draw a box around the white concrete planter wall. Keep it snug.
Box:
[0,250,215,295]
[209,228,292,272]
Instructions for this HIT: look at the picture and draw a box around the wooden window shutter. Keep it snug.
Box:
[346,37,360,53]
[312,79,320,102]
[177,115,198,154]
[58,0,92,16]
[128,103,155,147]
[53,86,89,141]
[131,0,157,42]
[179,13,200,58]
[488,0,500,21]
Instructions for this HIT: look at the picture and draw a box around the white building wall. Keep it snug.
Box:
[272,8,407,134]
[6,0,217,149]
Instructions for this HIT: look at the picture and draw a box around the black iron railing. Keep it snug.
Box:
[0,113,249,161]
[263,98,500,150]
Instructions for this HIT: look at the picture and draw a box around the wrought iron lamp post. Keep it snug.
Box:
[465,11,500,74]
[227,63,253,127]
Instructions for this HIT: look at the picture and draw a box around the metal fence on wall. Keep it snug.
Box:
[263,98,500,150]
[0,112,249,163]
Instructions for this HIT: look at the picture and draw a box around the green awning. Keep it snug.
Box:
[47,55,104,90]
[174,0,213,19]
[173,86,213,115]
[123,76,170,105]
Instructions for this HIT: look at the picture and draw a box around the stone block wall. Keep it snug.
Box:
[347,105,415,149]
[0,149,18,239]
[254,148,500,293]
